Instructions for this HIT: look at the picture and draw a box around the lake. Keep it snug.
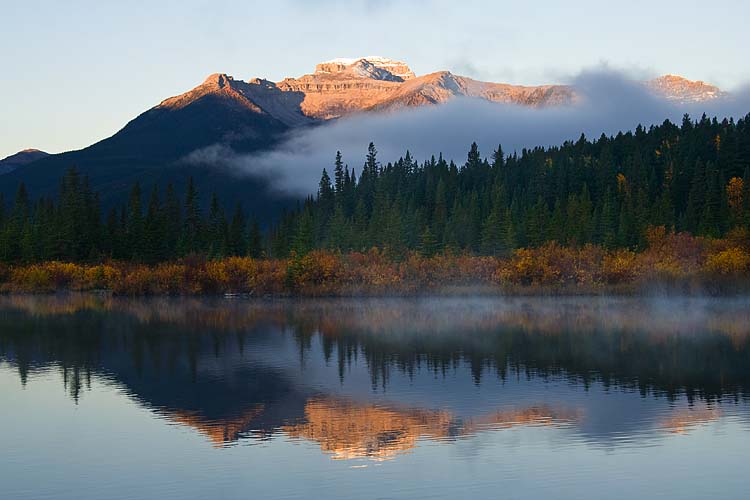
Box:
[1,295,749,500]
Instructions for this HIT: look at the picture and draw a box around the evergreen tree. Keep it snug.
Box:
[248,217,263,258]
[143,186,165,263]
[333,151,345,194]
[180,177,201,255]
[126,183,144,260]
[228,204,247,257]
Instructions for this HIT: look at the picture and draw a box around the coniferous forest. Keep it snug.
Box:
[275,113,750,257]
[1,113,749,295]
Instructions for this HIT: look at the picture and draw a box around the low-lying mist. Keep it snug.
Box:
[186,67,750,195]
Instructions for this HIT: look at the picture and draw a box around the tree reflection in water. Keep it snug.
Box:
[0,294,748,458]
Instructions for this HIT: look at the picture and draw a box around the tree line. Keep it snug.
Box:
[1,112,749,265]
[0,171,263,264]
[272,113,750,257]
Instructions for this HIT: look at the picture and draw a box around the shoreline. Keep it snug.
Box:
[1,236,748,297]
[2,282,749,298]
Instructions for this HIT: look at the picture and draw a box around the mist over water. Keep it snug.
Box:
[1,295,750,499]
[188,68,750,194]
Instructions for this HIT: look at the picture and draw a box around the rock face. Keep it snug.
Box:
[151,58,723,126]
[140,60,729,126]
[647,74,725,103]
[274,57,573,120]
[368,71,574,112]
[153,57,573,123]
[0,149,49,175]
[314,57,416,81]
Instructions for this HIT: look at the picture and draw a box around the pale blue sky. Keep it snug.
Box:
[2,0,748,158]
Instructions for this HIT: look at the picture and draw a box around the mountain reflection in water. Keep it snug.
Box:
[1,295,749,461]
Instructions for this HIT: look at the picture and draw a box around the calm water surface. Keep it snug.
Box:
[1,295,750,499]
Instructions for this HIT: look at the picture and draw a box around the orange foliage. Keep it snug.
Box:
[1,229,748,296]
[704,247,750,276]
[726,177,745,218]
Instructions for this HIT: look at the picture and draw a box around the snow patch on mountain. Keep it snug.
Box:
[315,56,416,81]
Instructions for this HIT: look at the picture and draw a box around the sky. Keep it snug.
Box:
[1,0,749,159]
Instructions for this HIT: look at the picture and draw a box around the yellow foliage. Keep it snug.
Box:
[726,177,744,218]
[0,233,747,295]
[83,265,121,289]
[602,250,638,284]
[704,247,750,276]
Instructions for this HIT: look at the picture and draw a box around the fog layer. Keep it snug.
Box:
[187,68,750,194]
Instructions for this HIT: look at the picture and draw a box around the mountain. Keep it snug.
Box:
[368,71,573,112]
[0,149,49,175]
[646,74,726,103]
[276,57,572,119]
[0,57,727,216]
[0,74,295,220]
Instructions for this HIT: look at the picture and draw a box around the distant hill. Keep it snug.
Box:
[0,149,49,175]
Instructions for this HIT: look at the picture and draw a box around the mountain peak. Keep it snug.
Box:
[202,73,234,88]
[647,74,724,103]
[158,73,260,112]
[0,149,50,174]
[315,56,416,82]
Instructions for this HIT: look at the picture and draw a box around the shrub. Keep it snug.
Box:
[83,265,121,290]
[601,250,638,284]
[704,247,750,276]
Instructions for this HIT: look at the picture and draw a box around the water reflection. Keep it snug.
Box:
[282,398,583,460]
[1,295,749,459]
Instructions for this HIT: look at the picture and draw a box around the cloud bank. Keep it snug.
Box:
[188,68,750,195]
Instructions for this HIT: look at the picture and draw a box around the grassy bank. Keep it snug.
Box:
[1,229,748,296]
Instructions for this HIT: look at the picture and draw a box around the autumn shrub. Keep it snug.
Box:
[575,244,607,285]
[44,262,86,288]
[0,238,747,296]
[252,258,286,295]
[342,249,400,292]
[220,257,258,292]
[505,244,567,286]
[704,247,750,276]
[151,264,186,294]
[201,260,230,293]
[83,264,121,290]
[453,255,498,285]
[601,250,638,284]
[10,265,53,292]
[115,267,155,295]
[286,250,340,294]
[724,227,750,250]
[639,228,706,284]
[399,253,440,289]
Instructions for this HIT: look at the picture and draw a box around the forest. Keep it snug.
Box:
[274,113,750,257]
[0,113,748,295]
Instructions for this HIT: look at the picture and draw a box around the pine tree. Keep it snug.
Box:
[292,209,314,255]
[419,226,438,257]
[432,179,447,246]
[326,204,349,251]
[334,151,345,194]
[180,177,201,255]
[163,184,181,260]
[248,217,263,258]
[143,186,165,263]
[126,182,144,260]
[207,192,227,258]
[600,189,618,248]
[228,204,247,256]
